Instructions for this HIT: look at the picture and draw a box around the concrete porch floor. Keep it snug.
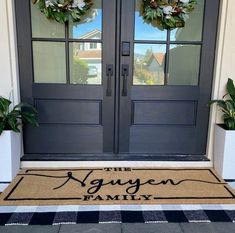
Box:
[1,223,235,233]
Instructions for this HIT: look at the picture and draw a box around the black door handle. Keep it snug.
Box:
[122,64,129,96]
[106,64,113,96]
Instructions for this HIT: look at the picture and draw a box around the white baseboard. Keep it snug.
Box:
[0,183,10,192]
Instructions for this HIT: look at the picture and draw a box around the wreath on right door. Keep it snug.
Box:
[141,0,197,30]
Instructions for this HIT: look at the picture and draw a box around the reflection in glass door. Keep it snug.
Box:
[31,0,103,85]
[133,0,205,86]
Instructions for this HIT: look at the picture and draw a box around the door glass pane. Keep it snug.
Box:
[70,42,102,84]
[133,44,166,85]
[33,42,66,83]
[31,2,65,38]
[135,0,167,41]
[168,45,201,85]
[69,0,102,39]
[170,0,205,41]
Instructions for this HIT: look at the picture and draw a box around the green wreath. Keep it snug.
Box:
[32,0,93,24]
[141,0,197,30]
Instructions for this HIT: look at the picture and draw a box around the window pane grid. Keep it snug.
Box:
[31,1,102,85]
[133,0,205,86]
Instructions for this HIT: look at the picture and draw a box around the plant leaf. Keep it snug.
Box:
[0,97,38,132]
[0,97,11,115]
[227,78,235,101]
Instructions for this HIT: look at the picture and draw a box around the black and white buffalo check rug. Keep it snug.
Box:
[1,204,235,225]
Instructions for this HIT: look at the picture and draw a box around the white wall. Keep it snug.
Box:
[215,0,235,123]
[0,0,23,160]
[206,0,235,162]
[0,0,19,103]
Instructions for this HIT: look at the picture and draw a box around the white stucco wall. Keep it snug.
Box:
[206,0,235,162]
[0,0,22,162]
[0,0,234,167]
[0,0,19,103]
[215,0,235,122]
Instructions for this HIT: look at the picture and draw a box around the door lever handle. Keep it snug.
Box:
[122,64,129,96]
[106,64,113,96]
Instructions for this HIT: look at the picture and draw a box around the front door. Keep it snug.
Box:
[15,0,219,159]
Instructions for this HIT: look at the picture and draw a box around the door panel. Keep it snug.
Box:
[36,100,101,124]
[15,0,116,154]
[119,0,220,155]
[25,125,103,154]
[132,101,197,125]
[129,126,197,154]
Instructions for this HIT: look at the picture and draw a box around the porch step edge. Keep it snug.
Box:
[21,154,210,162]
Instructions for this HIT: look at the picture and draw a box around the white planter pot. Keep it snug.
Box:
[0,131,21,182]
[214,124,235,180]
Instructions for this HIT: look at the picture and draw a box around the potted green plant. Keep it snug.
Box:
[209,78,235,179]
[0,97,38,188]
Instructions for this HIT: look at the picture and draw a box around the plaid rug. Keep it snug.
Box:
[1,205,235,225]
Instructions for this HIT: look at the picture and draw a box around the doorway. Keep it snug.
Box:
[15,0,220,159]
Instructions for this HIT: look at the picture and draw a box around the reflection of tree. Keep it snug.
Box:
[71,57,89,84]
[143,48,153,63]
[134,68,156,85]
[73,9,98,26]
[134,49,165,85]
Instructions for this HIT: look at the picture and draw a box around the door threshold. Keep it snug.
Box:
[21,160,213,169]
[21,154,210,162]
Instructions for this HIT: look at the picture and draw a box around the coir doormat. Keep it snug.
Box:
[0,168,235,205]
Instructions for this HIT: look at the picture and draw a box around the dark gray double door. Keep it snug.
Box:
[16,0,219,159]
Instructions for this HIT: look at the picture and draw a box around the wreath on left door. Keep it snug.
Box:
[32,0,93,24]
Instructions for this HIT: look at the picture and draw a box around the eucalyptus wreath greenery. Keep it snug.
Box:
[0,97,39,135]
[32,0,93,24]
[209,78,235,130]
[141,0,197,30]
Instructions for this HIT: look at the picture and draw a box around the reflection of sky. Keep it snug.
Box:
[72,10,102,38]
[135,13,182,42]
[170,30,178,41]
[72,10,171,41]
[135,44,166,55]
[135,13,167,41]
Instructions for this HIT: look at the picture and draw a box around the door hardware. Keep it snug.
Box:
[122,64,129,96]
[122,42,130,56]
[106,64,113,96]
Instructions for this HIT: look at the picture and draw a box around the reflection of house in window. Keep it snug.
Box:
[147,53,165,72]
[134,52,165,85]
[90,43,97,50]
[146,53,165,85]
[78,43,84,50]
[76,29,102,51]
[73,29,102,82]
